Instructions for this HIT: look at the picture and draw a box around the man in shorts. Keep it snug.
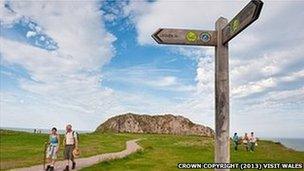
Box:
[63,124,78,171]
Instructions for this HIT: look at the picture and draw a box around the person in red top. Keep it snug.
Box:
[242,133,249,151]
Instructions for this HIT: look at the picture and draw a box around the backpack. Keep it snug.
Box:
[65,131,79,144]
[73,131,80,142]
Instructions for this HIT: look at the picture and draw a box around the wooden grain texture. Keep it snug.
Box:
[152,28,216,46]
[215,17,230,170]
[222,0,263,44]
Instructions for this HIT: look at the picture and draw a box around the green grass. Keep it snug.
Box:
[1,130,303,171]
[81,134,304,171]
[0,129,138,170]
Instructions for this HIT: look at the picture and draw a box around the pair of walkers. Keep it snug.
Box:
[233,132,257,152]
[45,124,79,171]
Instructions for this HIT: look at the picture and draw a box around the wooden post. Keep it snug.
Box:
[215,17,230,170]
[151,2,264,168]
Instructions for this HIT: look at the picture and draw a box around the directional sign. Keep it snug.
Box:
[222,0,263,44]
[152,28,217,46]
[151,1,263,168]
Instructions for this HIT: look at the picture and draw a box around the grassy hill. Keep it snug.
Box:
[1,129,303,171]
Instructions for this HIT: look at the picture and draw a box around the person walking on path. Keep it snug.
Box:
[242,133,249,151]
[249,132,257,152]
[63,124,78,171]
[232,133,239,151]
[45,127,60,171]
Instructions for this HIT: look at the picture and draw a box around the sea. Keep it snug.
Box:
[1,127,303,152]
[261,137,304,152]
[0,127,91,134]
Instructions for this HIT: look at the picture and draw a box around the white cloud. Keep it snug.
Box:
[154,76,177,86]
[124,0,245,45]
[5,1,116,69]
[123,0,304,137]
[1,0,303,138]
[141,75,196,92]
[0,1,120,130]
[104,65,196,92]
[280,69,304,82]
[231,68,304,98]
[26,31,36,38]
[231,45,304,84]
[0,1,21,27]
[123,0,295,45]
[232,77,277,98]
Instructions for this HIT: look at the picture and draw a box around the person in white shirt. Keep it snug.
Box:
[63,124,78,171]
[249,132,257,152]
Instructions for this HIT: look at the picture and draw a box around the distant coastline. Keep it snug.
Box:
[1,127,303,152]
[0,126,91,134]
[261,137,304,152]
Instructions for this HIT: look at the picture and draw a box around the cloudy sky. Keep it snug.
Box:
[1,0,303,138]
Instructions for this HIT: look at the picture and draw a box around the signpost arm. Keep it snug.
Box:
[151,2,263,168]
[215,17,230,170]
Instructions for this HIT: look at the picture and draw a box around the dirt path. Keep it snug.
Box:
[13,139,142,171]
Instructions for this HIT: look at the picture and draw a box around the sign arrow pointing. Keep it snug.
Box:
[152,28,217,46]
[222,0,264,44]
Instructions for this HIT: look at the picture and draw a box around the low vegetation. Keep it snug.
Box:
[81,134,304,171]
[0,129,137,170]
[1,130,303,171]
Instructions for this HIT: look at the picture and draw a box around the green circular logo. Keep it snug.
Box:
[231,19,240,33]
[186,31,197,42]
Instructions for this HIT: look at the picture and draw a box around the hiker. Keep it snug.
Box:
[46,127,60,171]
[242,133,249,151]
[249,132,257,152]
[63,124,78,171]
[232,133,239,151]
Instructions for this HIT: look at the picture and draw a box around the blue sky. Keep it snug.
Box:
[1,0,303,138]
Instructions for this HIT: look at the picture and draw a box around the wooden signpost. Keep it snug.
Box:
[152,0,263,170]
[222,0,263,44]
[152,28,217,46]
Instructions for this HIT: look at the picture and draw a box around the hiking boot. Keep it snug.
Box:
[72,162,76,169]
[49,166,54,171]
[46,165,50,171]
[63,165,69,171]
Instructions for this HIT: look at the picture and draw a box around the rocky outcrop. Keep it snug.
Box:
[95,113,214,137]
